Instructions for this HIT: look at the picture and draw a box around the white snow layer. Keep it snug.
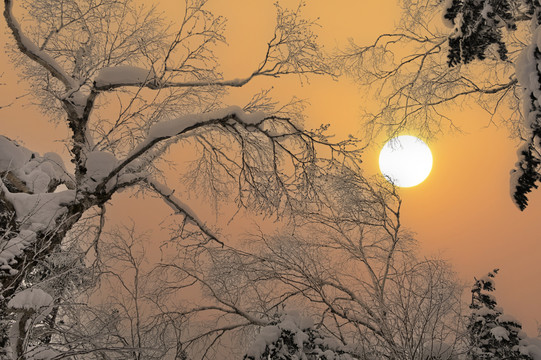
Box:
[94,65,156,87]
[126,106,265,160]
[148,106,265,139]
[515,32,541,130]
[498,313,521,325]
[441,0,455,28]
[522,337,541,360]
[511,24,541,206]
[5,0,78,90]
[0,136,72,193]
[0,230,37,274]
[8,288,53,311]
[0,136,33,172]
[85,150,117,181]
[490,326,510,341]
[245,310,318,359]
[3,190,76,232]
[246,325,281,358]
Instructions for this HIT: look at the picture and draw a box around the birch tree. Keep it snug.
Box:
[0,0,358,358]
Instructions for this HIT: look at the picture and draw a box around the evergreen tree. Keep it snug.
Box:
[468,269,532,359]
[444,0,541,210]
[444,0,517,67]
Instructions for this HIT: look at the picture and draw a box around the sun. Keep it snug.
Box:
[379,135,433,187]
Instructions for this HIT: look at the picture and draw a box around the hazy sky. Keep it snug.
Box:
[2,0,541,335]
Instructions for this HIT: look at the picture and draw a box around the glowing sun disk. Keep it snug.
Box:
[379,135,433,187]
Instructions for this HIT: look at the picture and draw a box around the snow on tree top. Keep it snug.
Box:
[479,274,495,286]
[7,288,53,311]
[0,136,72,193]
[0,136,33,173]
[245,325,281,358]
[441,0,455,28]
[498,313,521,325]
[521,337,541,360]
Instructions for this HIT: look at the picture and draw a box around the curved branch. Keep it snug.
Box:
[4,0,76,89]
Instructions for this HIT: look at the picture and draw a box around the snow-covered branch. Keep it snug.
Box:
[4,0,77,90]
[144,177,221,246]
[93,1,332,92]
[97,106,266,192]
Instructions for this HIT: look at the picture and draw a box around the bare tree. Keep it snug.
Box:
[335,0,541,209]
[31,224,192,360]
[153,164,466,359]
[0,0,360,357]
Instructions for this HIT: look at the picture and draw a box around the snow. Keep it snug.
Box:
[147,106,265,139]
[0,136,72,193]
[479,274,495,286]
[521,337,541,360]
[8,288,53,312]
[480,3,493,22]
[510,24,541,207]
[0,230,37,274]
[3,190,76,231]
[0,136,33,173]
[449,12,464,38]
[490,326,510,341]
[65,87,91,117]
[498,313,521,325]
[515,40,539,128]
[85,150,118,182]
[94,65,156,87]
[245,310,332,359]
[120,107,266,187]
[441,0,455,28]
[26,346,61,360]
[245,325,281,358]
[4,0,77,89]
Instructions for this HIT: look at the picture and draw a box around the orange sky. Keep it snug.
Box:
[2,0,541,335]
[205,1,541,333]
